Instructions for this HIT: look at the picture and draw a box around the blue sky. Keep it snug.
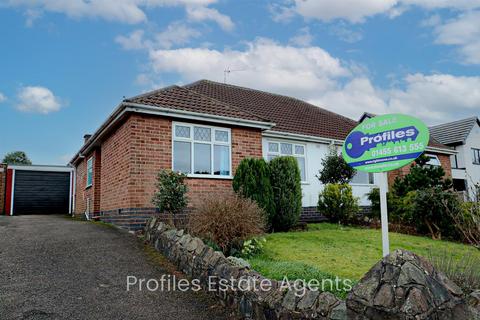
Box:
[1,0,479,164]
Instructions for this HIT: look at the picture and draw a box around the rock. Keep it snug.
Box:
[297,290,319,311]
[346,249,470,319]
[402,287,429,316]
[281,290,299,311]
[226,256,251,269]
[373,284,394,308]
[316,292,340,317]
[469,290,480,311]
[329,301,347,320]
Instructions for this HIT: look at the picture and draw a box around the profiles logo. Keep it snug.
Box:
[345,126,419,158]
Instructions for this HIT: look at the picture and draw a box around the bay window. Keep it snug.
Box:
[173,123,231,177]
[267,141,306,181]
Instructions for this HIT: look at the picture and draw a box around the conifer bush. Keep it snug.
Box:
[269,156,302,231]
[232,158,275,224]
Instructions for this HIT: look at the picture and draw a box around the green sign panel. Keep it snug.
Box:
[342,114,429,173]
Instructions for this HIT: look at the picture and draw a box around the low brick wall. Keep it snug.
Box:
[92,206,348,231]
[144,218,347,319]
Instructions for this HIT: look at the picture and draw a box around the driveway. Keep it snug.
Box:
[0,215,227,320]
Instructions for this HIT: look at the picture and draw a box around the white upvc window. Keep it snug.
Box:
[426,154,441,166]
[266,141,307,182]
[350,171,375,185]
[86,157,93,188]
[472,148,480,165]
[172,122,232,178]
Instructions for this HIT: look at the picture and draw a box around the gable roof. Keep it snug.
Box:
[126,85,268,123]
[430,116,480,145]
[185,80,358,141]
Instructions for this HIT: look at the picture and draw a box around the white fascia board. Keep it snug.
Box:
[124,102,275,130]
[71,102,275,164]
[8,165,74,172]
[263,130,344,145]
[425,146,457,155]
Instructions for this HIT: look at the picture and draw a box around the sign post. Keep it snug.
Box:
[379,172,389,256]
[342,114,429,257]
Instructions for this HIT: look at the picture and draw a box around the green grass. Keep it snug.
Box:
[248,223,480,283]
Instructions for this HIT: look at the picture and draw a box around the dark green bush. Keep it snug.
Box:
[318,184,359,224]
[152,169,188,226]
[317,147,356,184]
[269,156,302,232]
[233,158,275,224]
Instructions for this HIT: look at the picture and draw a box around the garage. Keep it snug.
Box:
[4,165,74,215]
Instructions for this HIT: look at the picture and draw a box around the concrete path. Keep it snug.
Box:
[0,215,227,320]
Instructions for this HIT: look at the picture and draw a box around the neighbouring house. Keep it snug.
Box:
[70,80,455,229]
[0,164,6,215]
[430,116,480,199]
[359,113,456,187]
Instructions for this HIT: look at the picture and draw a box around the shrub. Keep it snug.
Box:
[152,169,188,226]
[269,156,302,231]
[188,195,266,255]
[238,237,266,258]
[411,187,459,240]
[366,188,380,220]
[232,158,275,225]
[427,250,480,295]
[317,146,356,184]
[448,201,480,249]
[317,184,359,224]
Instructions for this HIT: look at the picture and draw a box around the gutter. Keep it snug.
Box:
[70,102,275,164]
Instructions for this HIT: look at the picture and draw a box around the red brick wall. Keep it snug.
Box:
[74,148,101,215]
[387,153,452,187]
[100,116,134,211]
[0,164,6,214]
[74,113,263,214]
[126,114,263,209]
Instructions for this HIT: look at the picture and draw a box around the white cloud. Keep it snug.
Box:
[154,22,202,48]
[329,23,363,43]
[311,78,388,118]
[16,86,62,114]
[289,27,313,47]
[387,73,480,122]
[277,0,398,23]
[275,0,480,23]
[116,22,201,50]
[0,92,6,103]
[433,10,480,64]
[185,6,234,31]
[148,38,350,97]
[141,39,480,124]
[4,0,232,29]
[116,29,146,50]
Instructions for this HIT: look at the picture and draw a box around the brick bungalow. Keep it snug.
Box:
[70,80,455,229]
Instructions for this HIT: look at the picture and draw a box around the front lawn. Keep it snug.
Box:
[248,223,480,284]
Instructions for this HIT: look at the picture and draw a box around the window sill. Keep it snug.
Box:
[350,183,376,187]
[186,174,233,180]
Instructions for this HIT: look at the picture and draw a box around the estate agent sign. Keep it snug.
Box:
[342,114,429,256]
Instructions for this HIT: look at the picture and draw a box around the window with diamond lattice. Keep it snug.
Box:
[173,123,231,177]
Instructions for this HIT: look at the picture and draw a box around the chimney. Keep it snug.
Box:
[84,134,92,144]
